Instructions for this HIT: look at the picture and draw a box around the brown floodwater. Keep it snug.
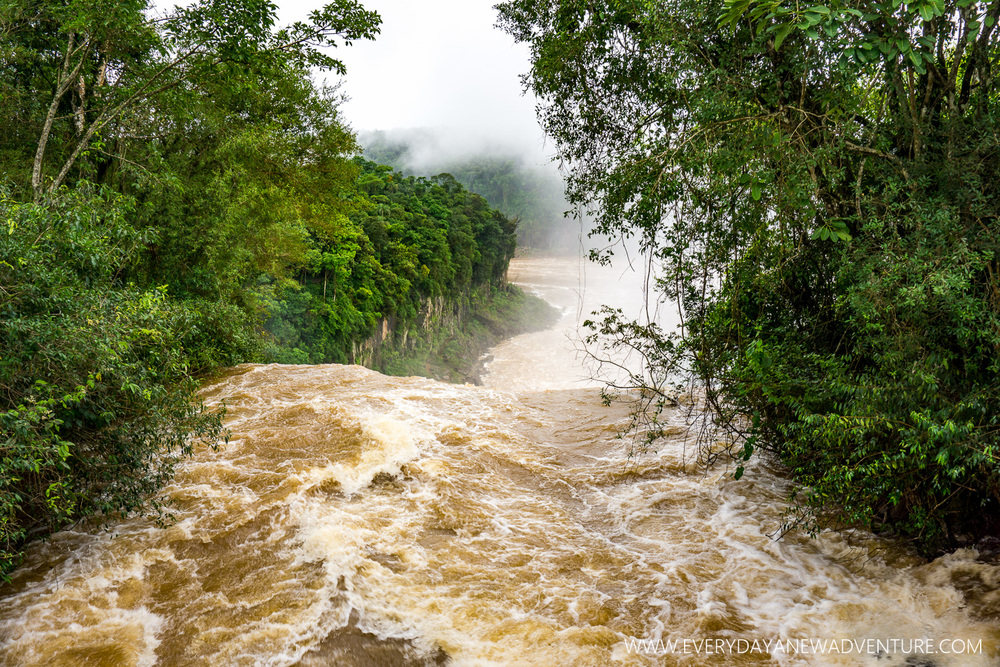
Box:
[0,257,998,666]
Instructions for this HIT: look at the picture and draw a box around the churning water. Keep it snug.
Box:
[1,257,998,666]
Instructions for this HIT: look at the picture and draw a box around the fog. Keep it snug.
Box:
[253,0,622,254]
[332,2,542,147]
[358,126,553,174]
[267,1,547,162]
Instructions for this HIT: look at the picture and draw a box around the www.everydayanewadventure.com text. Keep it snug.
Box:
[622,637,984,657]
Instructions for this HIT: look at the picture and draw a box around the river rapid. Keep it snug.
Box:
[1,257,999,666]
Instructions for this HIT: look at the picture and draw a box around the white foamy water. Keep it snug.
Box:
[0,257,997,666]
[483,255,673,392]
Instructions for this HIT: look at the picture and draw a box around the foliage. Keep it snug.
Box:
[263,158,519,365]
[498,0,1000,550]
[0,0,379,201]
[127,75,364,307]
[0,187,227,577]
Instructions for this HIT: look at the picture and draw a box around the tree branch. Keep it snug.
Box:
[32,33,92,200]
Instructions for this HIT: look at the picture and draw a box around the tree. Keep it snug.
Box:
[0,0,381,577]
[0,186,229,577]
[497,0,1000,551]
[0,0,379,200]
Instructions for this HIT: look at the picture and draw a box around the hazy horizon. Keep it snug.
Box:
[270,0,551,166]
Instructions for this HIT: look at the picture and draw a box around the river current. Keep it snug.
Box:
[1,257,998,666]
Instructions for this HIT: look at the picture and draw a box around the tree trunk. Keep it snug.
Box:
[32,33,91,201]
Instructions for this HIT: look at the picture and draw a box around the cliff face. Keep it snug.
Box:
[349,294,454,369]
[350,286,557,384]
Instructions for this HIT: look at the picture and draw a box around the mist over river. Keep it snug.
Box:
[1,257,999,666]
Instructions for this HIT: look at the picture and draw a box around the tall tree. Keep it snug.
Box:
[0,0,381,576]
[0,0,379,200]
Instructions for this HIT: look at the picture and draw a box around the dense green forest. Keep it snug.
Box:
[360,129,579,250]
[500,0,1000,552]
[0,0,542,577]
[262,157,555,380]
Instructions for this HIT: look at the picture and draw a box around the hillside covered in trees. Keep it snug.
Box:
[262,157,557,380]
[0,0,549,577]
[360,128,580,251]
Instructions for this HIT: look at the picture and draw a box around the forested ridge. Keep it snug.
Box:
[360,129,577,251]
[262,157,556,379]
[499,0,1000,552]
[0,0,537,576]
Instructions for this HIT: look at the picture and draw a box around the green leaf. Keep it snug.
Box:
[719,0,751,27]
[774,23,795,49]
[968,21,982,42]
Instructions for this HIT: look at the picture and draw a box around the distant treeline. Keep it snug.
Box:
[0,1,525,577]
[360,129,579,251]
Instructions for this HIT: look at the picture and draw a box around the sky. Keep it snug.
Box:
[276,0,550,161]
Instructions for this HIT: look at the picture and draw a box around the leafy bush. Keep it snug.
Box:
[0,187,226,577]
